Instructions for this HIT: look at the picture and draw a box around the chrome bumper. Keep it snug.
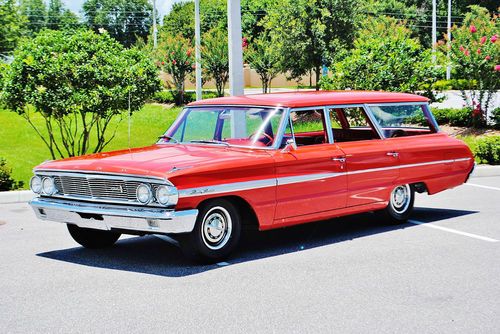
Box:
[29,197,198,234]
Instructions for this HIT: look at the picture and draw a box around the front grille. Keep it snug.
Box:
[53,175,142,202]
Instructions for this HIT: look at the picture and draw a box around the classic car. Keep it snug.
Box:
[29,91,475,262]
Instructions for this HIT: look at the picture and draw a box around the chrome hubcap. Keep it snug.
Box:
[390,184,411,214]
[201,206,232,250]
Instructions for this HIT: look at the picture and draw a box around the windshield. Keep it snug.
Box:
[159,106,285,148]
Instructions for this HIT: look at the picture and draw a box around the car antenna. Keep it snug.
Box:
[128,90,131,150]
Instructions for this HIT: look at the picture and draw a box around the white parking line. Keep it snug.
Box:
[465,183,500,191]
[408,220,499,243]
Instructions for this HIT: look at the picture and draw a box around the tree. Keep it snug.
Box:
[442,5,499,127]
[0,0,26,55]
[20,0,46,35]
[1,29,161,159]
[83,0,153,47]
[156,34,194,105]
[201,28,229,97]
[321,16,439,95]
[264,0,360,90]
[47,0,79,30]
[244,33,281,93]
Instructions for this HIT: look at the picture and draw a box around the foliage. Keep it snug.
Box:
[432,79,478,91]
[156,34,195,105]
[46,0,79,30]
[1,29,160,159]
[244,32,281,93]
[201,28,229,97]
[152,90,219,105]
[473,136,500,164]
[0,158,23,191]
[491,108,500,129]
[432,108,472,127]
[0,0,26,54]
[20,0,46,35]
[321,16,439,95]
[264,0,360,90]
[441,5,499,127]
[83,0,153,47]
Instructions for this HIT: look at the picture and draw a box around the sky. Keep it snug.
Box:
[62,0,178,20]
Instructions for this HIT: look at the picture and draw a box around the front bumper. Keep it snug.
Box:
[29,197,198,234]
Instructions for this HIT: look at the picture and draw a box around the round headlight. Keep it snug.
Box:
[136,183,152,204]
[158,185,178,205]
[30,176,42,194]
[41,177,57,195]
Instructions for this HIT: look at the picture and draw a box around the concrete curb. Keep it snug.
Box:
[0,165,499,204]
[471,165,500,178]
[0,190,35,204]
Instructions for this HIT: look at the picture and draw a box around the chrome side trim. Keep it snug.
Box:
[277,172,343,185]
[178,157,472,198]
[178,179,277,198]
[30,197,198,234]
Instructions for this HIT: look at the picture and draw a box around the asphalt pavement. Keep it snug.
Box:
[1,175,499,333]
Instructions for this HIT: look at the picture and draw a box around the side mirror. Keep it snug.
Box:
[281,138,297,153]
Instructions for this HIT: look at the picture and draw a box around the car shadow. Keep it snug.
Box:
[37,207,477,278]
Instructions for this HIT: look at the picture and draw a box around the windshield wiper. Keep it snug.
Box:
[188,139,229,146]
[158,135,179,144]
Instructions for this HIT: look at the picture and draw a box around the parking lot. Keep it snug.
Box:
[1,175,499,333]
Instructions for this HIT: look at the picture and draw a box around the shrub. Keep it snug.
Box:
[0,158,23,191]
[473,136,500,164]
[491,108,500,129]
[432,108,472,127]
[432,79,478,91]
[152,90,219,105]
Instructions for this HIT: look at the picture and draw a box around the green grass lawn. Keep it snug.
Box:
[0,104,181,188]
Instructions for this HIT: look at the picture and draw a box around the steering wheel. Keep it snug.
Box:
[249,132,274,146]
[391,130,406,138]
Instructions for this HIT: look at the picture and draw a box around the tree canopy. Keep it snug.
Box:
[83,0,153,47]
[2,29,161,158]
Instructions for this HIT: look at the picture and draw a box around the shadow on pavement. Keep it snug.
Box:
[37,207,477,277]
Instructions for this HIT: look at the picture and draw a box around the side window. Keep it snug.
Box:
[290,109,328,146]
[369,104,438,138]
[328,106,380,142]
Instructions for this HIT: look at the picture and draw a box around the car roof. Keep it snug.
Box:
[188,90,429,108]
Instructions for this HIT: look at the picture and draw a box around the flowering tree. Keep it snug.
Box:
[244,33,281,93]
[201,28,229,97]
[443,6,499,127]
[157,34,194,105]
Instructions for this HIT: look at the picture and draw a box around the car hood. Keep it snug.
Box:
[36,144,274,179]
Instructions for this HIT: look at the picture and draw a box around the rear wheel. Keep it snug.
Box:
[179,199,241,263]
[67,224,121,249]
[379,184,415,224]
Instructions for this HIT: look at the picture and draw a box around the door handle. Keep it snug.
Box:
[386,152,399,158]
[332,157,346,163]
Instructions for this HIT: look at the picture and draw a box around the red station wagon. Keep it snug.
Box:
[29,91,475,262]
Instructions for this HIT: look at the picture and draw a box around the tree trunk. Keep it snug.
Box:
[315,65,321,91]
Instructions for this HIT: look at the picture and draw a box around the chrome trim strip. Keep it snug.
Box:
[179,179,277,198]
[30,198,198,234]
[277,172,343,185]
[178,157,472,198]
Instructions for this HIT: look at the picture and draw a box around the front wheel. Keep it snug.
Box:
[378,184,415,224]
[179,199,241,263]
[67,224,121,249]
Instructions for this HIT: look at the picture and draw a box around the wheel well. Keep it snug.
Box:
[198,196,259,231]
[411,182,428,194]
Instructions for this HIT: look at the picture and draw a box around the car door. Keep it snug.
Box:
[328,106,399,207]
[274,108,348,220]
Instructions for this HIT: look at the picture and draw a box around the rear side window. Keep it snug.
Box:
[369,104,438,138]
[328,106,380,142]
